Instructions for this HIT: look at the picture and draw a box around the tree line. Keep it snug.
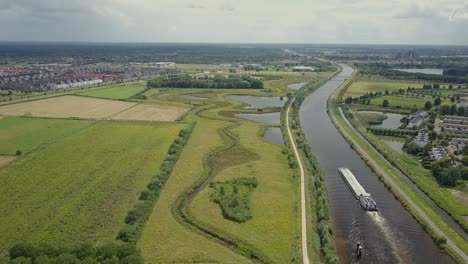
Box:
[147,75,264,89]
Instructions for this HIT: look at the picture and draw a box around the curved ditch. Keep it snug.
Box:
[173,101,271,263]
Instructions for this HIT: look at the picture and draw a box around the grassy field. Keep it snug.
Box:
[370,95,445,109]
[356,111,387,125]
[344,80,429,98]
[77,83,146,100]
[139,84,307,262]
[0,121,183,251]
[0,117,93,155]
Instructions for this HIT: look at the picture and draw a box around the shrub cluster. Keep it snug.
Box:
[3,242,143,264]
[209,177,258,223]
[367,127,418,137]
[147,75,263,89]
[116,123,195,243]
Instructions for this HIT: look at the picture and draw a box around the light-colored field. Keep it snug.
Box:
[370,95,443,109]
[0,121,183,250]
[0,96,136,119]
[78,83,146,100]
[0,117,93,155]
[0,156,15,167]
[345,80,426,98]
[109,104,186,122]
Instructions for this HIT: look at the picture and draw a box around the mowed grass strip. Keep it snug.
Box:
[0,121,183,250]
[78,83,146,100]
[0,117,93,155]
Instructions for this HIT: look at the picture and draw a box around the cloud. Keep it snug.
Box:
[186,2,206,9]
[449,2,468,21]
[393,1,437,19]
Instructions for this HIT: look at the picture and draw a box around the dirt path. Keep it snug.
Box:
[286,97,310,264]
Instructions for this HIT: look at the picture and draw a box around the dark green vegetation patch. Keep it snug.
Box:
[209,177,258,223]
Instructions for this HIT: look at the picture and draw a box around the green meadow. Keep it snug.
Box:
[0,121,183,250]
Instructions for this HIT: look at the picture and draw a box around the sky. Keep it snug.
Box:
[0,0,468,45]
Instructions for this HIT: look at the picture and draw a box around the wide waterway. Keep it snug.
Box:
[299,64,453,263]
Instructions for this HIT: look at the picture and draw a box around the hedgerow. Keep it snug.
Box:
[116,123,195,242]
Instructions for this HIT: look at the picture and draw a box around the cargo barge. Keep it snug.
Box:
[338,168,378,211]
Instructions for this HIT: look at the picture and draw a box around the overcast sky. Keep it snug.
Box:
[1,0,467,45]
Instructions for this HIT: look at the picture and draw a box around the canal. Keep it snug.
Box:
[299,64,453,263]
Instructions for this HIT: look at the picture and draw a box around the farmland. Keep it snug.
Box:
[78,83,146,100]
[0,121,183,250]
[0,95,136,119]
[0,117,93,155]
[109,104,186,122]
[0,95,186,121]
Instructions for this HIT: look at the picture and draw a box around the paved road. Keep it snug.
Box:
[336,106,468,263]
[286,97,310,264]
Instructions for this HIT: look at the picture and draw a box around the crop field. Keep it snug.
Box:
[140,85,302,263]
[0,95,136,119]
[370,95,446,109]
[0,121,183,250]
[0,117,93,155]
[0,155,15,167]
[78,83,146,99]
[109,104,186,122]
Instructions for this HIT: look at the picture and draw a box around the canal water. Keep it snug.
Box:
[299,64,453,264]
[225,95,285,108]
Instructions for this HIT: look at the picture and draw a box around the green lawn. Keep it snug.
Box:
[0,121,183,250]
[344,80,426,98]
[78,83,145,99]
[0,117,93,155]
[370,95,443,109]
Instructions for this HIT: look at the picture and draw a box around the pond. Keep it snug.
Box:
[225,95,285,108]
[263,127,284,145]
[394,68,444,75]
[179,94,208,100]
[359,111,406,129]
[288,82,308,90]
[379,136,405,154]
[235,112,280,125]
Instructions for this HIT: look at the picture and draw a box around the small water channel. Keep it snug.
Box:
[235,112,280,125]
[379,136,405,154]
[359,111,406,129]
[225,95,285,108]
[263,127,284,145]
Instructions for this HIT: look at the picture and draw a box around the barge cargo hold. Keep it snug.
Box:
[338,168,378,211]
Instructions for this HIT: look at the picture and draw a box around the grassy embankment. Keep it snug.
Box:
[0,121,183,252]
[139,72,331,263]
[330,81,468,263]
